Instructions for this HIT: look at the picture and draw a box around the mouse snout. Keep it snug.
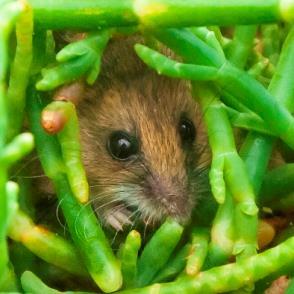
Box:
[143,173,193,222]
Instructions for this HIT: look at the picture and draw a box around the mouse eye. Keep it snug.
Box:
[107,131,139,160]
[178,117,196,145]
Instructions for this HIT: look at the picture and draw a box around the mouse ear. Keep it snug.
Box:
[53,80,86,106]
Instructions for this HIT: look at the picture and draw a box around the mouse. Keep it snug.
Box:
[76,36,209,231]
[31,35,210,232]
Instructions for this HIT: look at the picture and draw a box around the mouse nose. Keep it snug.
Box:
[143,173,193,222]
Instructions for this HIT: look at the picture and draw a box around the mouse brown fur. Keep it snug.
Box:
[76,36,209,230]
[31,35,209,231]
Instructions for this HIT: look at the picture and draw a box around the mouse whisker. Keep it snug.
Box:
[9,155,40,179]
[55,198,67,233]
[74,194,121,238]
[132,213,142,231]
[111,230,119,246]
[15,174,47,179]
[128,207,141,220]
[90,188,139,206]
[89,181,141,189]
[143,214,153,241]
[93,198,122,212]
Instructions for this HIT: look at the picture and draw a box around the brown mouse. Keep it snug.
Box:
[33,35,209,231]
[75,36,209,231]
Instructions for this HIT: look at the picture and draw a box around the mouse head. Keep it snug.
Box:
[78,72,208,231]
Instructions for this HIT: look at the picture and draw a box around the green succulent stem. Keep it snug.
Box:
[118,237,294,294]
[28,0,294,30]
[226,25,257,68]
[153,244,191,283]
[120,230,142,288]
[241,26,294,195]
[8,209,88,277]
[185,228,209,276]
[42,101,89,203]
[259,163,294,205]
[136,219,183,287]
[21,271,94,294]
[6,1,33,140]
[36,30,111,91]
[0,1,25,288]
[27,87,122,293]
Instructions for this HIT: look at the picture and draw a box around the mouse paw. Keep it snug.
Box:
[104,207,133,231]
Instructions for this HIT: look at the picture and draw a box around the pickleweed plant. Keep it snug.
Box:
[0,1,293,293]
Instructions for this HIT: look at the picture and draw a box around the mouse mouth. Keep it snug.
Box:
[91,178,193,231]
[94,196,179,232]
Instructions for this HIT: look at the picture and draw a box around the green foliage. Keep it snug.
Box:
[0,1,293,293]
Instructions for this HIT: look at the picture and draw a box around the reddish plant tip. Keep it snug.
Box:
[41,110,67,134]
